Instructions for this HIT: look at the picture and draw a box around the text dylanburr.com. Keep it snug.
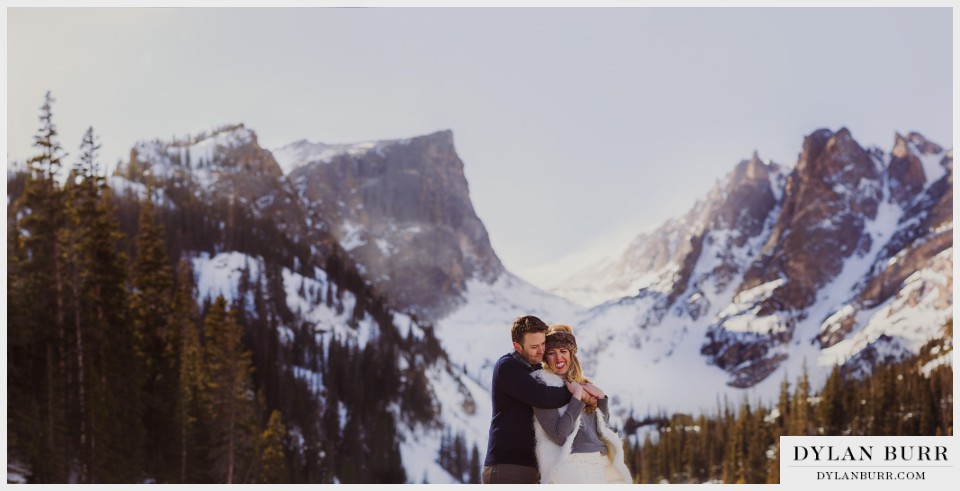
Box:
[780,436,957,487]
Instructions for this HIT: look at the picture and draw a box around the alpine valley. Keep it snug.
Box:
[7,120,952,483]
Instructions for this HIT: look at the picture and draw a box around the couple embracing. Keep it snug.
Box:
[481,315,632,484]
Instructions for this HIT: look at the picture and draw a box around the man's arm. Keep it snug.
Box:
[496,360,571,409]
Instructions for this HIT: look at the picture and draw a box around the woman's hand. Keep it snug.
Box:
[583,383,605,399]
[564,380,584,400]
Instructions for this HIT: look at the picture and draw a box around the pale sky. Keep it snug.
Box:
[5,7,953,290]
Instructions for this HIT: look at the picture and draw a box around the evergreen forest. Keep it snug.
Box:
[623,333,953,483]
[7,92,441,484]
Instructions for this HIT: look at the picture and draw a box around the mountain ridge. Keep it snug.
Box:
[107,122,951,479]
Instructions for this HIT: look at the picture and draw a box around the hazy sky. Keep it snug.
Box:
[6,7,953,289]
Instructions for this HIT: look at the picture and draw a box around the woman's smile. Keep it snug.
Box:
[546,348,571,375]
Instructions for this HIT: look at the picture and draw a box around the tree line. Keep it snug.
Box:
[437,427,481,484]
[623,332,953,483]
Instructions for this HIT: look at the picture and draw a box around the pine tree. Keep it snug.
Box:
[172,260,205,482]
[320,379,341,483]
[469,444,481,484]
[641,433,656,483]
[258,410,288,483]
[131,191,179,481]
[11,91,70,481]
[776,373,790,432]
[336,414,364,483]
[746,405,769,483]
[817,366,846,435]
[201,296,258,483]
[62,126,142,482]
[790,361,812,435]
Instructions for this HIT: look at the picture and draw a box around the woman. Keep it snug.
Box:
[530,324,632,484]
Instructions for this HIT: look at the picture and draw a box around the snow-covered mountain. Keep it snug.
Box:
[533,129,952,416]
[276,130,503,321]
[553,151,787,308]
[111,124,513,483]
[119,123,312,242]
[106,123,951,482]
[269,125,951,466]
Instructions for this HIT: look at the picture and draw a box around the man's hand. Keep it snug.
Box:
[583,383,606,400]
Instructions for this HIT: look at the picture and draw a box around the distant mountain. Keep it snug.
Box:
[553,151,787,309]
[118,124,312,245]
[543,129,952,413]
[274,131,504,321]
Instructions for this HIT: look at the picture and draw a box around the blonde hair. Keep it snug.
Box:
[543,324,596,413]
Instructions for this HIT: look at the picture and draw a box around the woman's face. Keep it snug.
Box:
[545,348,571,376]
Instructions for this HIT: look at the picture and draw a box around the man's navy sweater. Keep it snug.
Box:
[483,352,572,467]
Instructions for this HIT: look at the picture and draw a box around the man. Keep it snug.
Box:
[482,315,597,484]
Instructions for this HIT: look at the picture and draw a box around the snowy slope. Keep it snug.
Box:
[191,251,381,348]
[271,138,410,175]
[192,250,503,483]
[133,125,257,189]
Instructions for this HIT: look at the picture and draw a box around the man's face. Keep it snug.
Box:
[513,332,546,365]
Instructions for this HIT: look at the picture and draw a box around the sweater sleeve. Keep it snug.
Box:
[496,360,571,409]
[533,397,586,445]
[598,396,610,422]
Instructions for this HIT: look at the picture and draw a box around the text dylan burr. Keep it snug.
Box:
[793,446,948,462]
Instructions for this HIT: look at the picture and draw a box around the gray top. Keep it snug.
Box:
[534,396,610,455]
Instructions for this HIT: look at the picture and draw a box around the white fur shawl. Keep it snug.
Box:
[530,369,633,484]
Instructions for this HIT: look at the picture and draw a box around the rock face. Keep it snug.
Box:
[284,130,504,320]
[740,128,882,311]
[573,128,951,388]
[555,152,784,309]
[121,124,311,241]
[120,125,504,322]
[705,129,950,386]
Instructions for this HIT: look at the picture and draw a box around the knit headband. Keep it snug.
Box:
[545,331,577,353]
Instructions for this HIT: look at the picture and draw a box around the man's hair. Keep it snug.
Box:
[511,315,549,345]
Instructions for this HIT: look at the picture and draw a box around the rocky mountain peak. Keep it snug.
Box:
[795,128,835,175]
[119,124,309,246]
[128,123,282,181]
[717,154,778,241]
[888,132,930,206]
[288,129,503,320]
[740,128,880,302]
[697,128,951,387]
[893,131,944,157]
